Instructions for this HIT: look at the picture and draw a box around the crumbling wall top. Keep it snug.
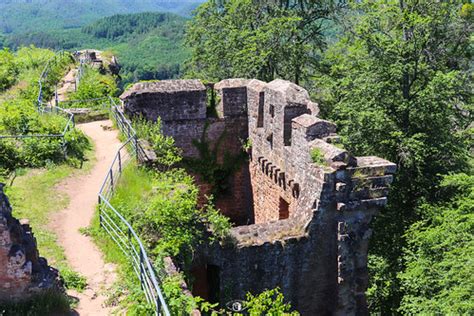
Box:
[120,79,206,99]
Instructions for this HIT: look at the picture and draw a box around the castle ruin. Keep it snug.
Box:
[120,78,396,315]
[0,184,62,303]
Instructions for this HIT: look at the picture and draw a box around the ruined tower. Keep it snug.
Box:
[121,78,396,315]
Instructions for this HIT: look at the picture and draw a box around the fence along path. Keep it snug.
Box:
[0,52,75,158]
[0,51,170,315]
[55,54,170,315]
[96,100,169,315]
[57,55,170,315]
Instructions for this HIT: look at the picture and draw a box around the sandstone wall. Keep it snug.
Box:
[121,80,252,225]
[0,184,61,302]
[121,78,396,315]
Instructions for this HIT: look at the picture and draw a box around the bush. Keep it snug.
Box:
[67,65,118,108]
[0,48,18,91]
[60,267,87,291]
[245,288,299,315]
[133,117,182,169]
[310,148,327,166]
[0,47,90,179]
[398,173,474,314]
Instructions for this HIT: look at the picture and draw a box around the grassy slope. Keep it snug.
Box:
[4,147,95,290]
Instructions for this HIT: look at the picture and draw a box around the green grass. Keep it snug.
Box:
[4,147,95,292]
[0,289,71,316]
[310,148,329,167]
[84,162,156,313]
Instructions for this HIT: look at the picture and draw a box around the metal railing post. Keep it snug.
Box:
[98,196,102,227]
[118,150,122,173]
[139,248,144,289]
[55,85,59,107]
[109,169,114,191]
[134,135,139,159]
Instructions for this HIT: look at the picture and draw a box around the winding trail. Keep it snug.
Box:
[50,120,121,315]
[56,68,78,102]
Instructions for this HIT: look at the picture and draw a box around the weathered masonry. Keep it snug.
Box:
[121,79,396,315]
[0,184,61,302]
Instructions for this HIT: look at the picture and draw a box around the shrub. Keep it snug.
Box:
[0,48,18,91]
[67,66,118,108]
[0,48,89,178]
[245,288,299,315]
[0,290,70,316]
[60,267,87,291]
[133,117,182,169]
[310,148,327,166]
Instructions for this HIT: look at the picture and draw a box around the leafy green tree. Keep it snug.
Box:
[0,48,18,91]
[186,0,342,84]
[315,1,472,312]
[399,172,474,314]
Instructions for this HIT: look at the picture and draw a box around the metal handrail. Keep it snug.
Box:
[2,51,170,314]
[97,98,170,316]
[0,103,75,155]
[37,50,66,108]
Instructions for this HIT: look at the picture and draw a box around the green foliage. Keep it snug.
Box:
[398,172,474,314]
[0,290,71,316]
[315,1,473,313]
[0,48,18,91]
[310,148,327,166]
[186,0,342,83]
[203,198,232,242]
[241,138,252,152]
[110,164,201,261]
[60,267,87,291]
[0,47,90,181]
[244,288,299,316]
[0,99,90,180]
[83,12,183,40]
[133,117,183,169]
[162,274,199,315]
[6,12,191,87]
[67,66,118,108]
[185,125,247,196]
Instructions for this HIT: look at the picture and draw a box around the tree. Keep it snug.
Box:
[0,48,18,91]
[399,172,474,314]
[315,1,473,312]
[185,0,343,84]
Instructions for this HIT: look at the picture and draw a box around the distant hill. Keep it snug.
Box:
[0,0,204,34]
[6,12,192,86]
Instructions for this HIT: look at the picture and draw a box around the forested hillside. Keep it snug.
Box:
[5,12,190,86]
[0,0,203,34]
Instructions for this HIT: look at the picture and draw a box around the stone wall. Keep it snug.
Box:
[120,78,396,315]
[0,184,61,303]
[121,80,253,225]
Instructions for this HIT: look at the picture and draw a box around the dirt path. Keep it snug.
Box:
[54,68,77,103]
[51,120,121,315]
